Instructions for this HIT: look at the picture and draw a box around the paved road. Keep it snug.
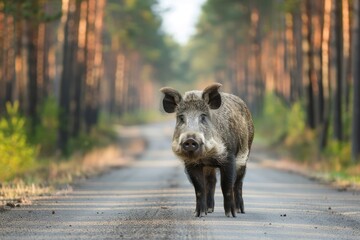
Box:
[1,122,360,239]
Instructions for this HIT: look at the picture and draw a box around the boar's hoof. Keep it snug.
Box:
[225,211,236,218]
[194,211,206,218]
[194,207,207,217]
[236,208,245,214]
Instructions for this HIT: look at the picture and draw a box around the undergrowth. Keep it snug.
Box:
[0,101,151,203]
[255,93,360,185]
[0,102,37,181]
[0,100,119,183]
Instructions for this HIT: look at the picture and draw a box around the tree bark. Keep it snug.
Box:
[342,0,351,112]
[26,20,39,133]
[333,0,343,141]
[84,0,105,132]
[305,0,317,129]
[320,0,333,149]
[293,9,303,100]
[72,0,88,137]
[351,0,360,162]
[4,15,16,105]
[249,6,264,115]
[0,12,4,115]
[58,0,81,152]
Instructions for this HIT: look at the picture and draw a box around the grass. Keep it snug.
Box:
[0,182,53,207]
[0,145,125,206]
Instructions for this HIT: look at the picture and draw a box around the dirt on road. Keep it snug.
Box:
[1,122,360,240]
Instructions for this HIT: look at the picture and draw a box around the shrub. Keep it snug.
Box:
[285,101,306,143]
[0,102,37,181]
[33,97,59,156]
[284,101,317,161]
[325,140,351,171]
[255,93,288,144]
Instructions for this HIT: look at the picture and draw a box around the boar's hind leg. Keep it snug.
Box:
[186,165,207,217]
[234,165,247,213]
[204,167,216,213]
[220,159,237,217]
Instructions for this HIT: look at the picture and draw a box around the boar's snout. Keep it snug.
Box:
[182,138,200,152]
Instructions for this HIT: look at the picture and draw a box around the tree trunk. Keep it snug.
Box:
[320,0,333,149]
[334,0,343,141]
[293,9,303,100]
[15,18,27,113]
[313,0,325,126]
[342,0,351,112]
[37,22,46,103]
[72,0,88,137]
[305,0,317,129]
[84,0,105,132]
[249,6,264,115]
[351,0,360,162]
[26,20,39,133]
[286,12,297,103]
[4,15,16,105]
[58,0,81,152]
[115,52,126,115]
[0,12,4,115]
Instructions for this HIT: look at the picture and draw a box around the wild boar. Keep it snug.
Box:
[160,83,254,217]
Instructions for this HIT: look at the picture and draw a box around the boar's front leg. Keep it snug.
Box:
[204,167,216,213]
[185,165,207,217]
[220,157,236,217]
[234,165,247,213]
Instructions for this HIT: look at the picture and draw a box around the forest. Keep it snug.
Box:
[0,0,178,181]
[0,0,360,184]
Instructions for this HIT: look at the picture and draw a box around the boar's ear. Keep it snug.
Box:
[202,83,222,109]
[160,87,182,113]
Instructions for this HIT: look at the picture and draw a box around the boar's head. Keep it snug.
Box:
[160,83,226,164]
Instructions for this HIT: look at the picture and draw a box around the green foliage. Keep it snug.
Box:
[0,0,62,22]
[0,102,37,181]
[256,93,316,160]
[105,0,175,83]
[324,140,351,171]
[281,0,302,13]
[32,97,59,156]
[258,93,353,170]
[286,102,306,140]
[186,0,278,85]
[255,93,288,144]
[66,113,118,156]
[66,129,116,156]
[284,102,317,160]
[325,170,360,184]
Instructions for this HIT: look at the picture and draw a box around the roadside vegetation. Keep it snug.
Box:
[256,93,360,186]
[0,100,122,204]
[0,0,178,203]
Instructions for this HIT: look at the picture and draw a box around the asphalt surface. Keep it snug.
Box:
[1,122,360,240]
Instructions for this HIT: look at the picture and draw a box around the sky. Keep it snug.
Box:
[158,0,207,45]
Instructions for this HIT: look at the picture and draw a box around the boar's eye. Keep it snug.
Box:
[177,114,185,123]
[200,114,207,123]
